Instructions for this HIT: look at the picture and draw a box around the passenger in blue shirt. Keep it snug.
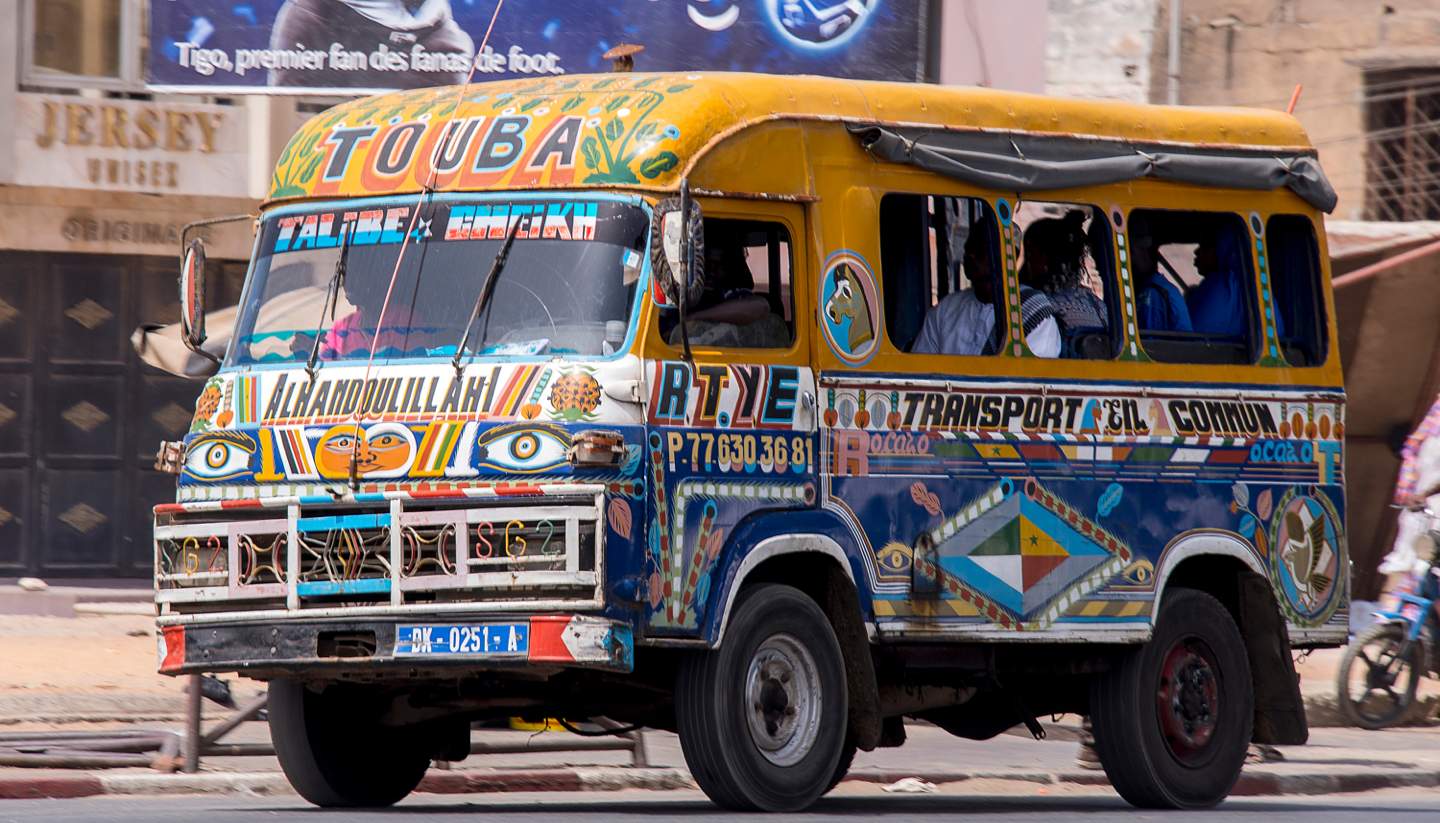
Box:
[1130,219,1192,332]
[1187,230,1249,337]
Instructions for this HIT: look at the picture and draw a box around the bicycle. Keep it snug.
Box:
[1336,510,1440,730]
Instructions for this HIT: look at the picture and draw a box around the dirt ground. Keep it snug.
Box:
[0,614,170,696]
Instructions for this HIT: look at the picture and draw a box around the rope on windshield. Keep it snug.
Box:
[343,0,509,491]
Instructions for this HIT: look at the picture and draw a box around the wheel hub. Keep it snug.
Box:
[744,633,822,767]
[1156,638,1220,764]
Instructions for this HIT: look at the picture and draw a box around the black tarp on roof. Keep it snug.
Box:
[849,124,1338,213]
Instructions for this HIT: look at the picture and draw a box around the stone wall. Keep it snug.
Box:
[1152,1,1440,219]
[1047,0,1163,102]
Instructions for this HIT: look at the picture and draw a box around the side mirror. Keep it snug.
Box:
[179,238,207,352]
[651,195,705,308]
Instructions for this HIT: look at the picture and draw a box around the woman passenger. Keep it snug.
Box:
[1020,212,1106,332]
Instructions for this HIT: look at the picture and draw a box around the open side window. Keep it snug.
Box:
[1129,209,1258,365]
[880,194,1006,357]
[1265,215,1328,367]
[1013,201,1120,360]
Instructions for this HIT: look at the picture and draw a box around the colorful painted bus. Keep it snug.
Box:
[153,72,1345,812]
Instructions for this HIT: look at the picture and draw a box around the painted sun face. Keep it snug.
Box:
[315,423,415,479]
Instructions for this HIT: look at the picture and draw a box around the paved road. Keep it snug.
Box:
[2,786,1439,822]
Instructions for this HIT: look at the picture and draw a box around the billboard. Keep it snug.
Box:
[147,1,933,93]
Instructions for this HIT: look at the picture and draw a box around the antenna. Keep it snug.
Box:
[345,0,509,491]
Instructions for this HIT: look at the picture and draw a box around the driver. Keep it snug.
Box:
[665,224,789,348]
[320,275,437,359]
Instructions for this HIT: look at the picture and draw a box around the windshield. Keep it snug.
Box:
[228,195,649,367]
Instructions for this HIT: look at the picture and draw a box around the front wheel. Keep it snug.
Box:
[675,583,849,812]
[268,680,431,807]
[1090,588,1254,809]
[1337,623,1423,730]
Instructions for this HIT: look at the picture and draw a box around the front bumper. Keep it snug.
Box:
[158,613,635,675]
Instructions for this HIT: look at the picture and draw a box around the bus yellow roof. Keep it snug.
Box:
[268,71,1316,203]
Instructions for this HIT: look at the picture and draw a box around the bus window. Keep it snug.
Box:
[880,194,1007,357]
[1265,215,1328,367]
[663,218,794,349]
[1129,209,1257,365]
[1015,202,1119,360]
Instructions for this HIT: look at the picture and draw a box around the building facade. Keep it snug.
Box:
[0,1,315,578]
[1048,0,1440,221]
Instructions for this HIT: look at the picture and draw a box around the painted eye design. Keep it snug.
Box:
[323,434,357,454]
[183,432,256,481]
[370,433,404,450]
[477,424,571,474]
[876,542,913,575]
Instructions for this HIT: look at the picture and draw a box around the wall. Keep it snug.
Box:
[1047,0,1162,102]
[937,0,1049,92]
[1150,1,1440,220]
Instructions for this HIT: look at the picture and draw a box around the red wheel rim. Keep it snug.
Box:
[1155,637,1220,765]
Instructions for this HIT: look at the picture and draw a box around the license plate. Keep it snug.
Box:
[394,623,529,657]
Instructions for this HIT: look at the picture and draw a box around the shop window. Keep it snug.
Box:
[1129,209,1257,365]
[1014,202,1120,360]
[881,194,1008,357]
[23,0,139,89]
[1265,215,1328,367]
[663,218,794,350]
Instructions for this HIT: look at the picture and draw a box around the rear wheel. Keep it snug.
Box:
[268,680,431,807]
[1090,588,1253,809]
[1337,623,1422,730]
[675,583,849,812]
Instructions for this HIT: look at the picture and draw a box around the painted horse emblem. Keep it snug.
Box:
[819,251,880,365]
[824,264,874,351]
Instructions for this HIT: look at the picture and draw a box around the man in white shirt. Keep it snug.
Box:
[912,232,1060,358]
[270,0,474,88]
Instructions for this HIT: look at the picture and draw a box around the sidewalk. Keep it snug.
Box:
[0,590,1437,801]
[3,722,1439,800]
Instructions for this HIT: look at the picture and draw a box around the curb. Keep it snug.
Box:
[0,767,694,801]
[1,765,1436,801]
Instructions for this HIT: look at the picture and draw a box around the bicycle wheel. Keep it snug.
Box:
[1336,623,1423,730]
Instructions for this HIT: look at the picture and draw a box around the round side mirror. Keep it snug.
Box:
[179,238,207,350]
[650,197,704,308]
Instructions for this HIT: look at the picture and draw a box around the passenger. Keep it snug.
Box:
[1130,217,1193,333]
[665,226,789,348]
[1020,212,1106,332]
[1186,230,1249,337]
[913,232,1060,358]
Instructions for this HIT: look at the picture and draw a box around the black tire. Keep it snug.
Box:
[675,583,849,812]
[824,734,858,794]
[268,679,431,807]
[1336,623,1423,730]
[1090,588,1254,810]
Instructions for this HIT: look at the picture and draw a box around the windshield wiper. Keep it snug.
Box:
[305,231,352,379]
[451,220,522,375]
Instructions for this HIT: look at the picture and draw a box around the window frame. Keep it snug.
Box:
[878,191,1010,358]
[20,0,143,92]
[654,207,806,360]
[1263,213,1330,368]
[1011,199,1123,361]
[1128,207,1262,366]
